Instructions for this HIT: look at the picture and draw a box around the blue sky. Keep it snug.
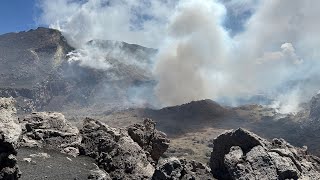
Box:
[0,0,252,36]
[0,0,42,35]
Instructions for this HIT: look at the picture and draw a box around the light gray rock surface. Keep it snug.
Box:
[0,98,21,179]
[0,97,22,143]
[210,128,320,180]
[18,112,81,156]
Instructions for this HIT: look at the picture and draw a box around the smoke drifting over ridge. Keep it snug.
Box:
[38,0,320,112]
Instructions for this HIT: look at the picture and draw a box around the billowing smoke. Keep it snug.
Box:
[154,0,320,112]
[153,0,229,106]
[38,0,320,113]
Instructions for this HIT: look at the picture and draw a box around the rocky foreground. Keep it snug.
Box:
[1,97,320,180]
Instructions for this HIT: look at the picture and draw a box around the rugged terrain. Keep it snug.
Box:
[1,97,320,179]
[1,27,320,179]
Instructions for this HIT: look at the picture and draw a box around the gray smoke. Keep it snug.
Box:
[38,0,320,113]
[153,0,229,106]
[154,0,320,113]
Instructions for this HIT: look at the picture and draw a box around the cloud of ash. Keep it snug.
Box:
[38,0,320,113]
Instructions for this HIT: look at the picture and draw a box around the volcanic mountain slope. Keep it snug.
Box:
[0,27,73,88]
[0,27,156,113]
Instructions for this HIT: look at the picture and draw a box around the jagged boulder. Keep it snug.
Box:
[0,132,21,180]
[19,112,81,156]
[210,128,320,180]
[152,157,215,180]
[79,118,155,179]
[0,97,22,143]
[127,118,170,163]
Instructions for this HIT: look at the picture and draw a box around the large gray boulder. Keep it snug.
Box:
[19,112,81,156]
[210,128,320,180]
[152,157,215,180]
[79,118,155,179]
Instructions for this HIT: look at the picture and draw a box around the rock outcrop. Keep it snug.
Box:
[152,157,215,180]
[210,128,320,180]
[19,112,81,156]
[127,118,170,163]
[79,118,155,179]
[3,96,320,180]
[0,97,21,143]
[0,132,21,180]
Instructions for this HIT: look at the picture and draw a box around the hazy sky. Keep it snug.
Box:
[0,0,251,36]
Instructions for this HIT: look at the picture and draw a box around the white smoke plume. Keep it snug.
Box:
[153,0,230,106]
[37,0,320,112]
[37,0,175,48]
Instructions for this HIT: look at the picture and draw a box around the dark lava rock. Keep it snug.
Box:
[18,112,81,156]
[127,118,170,163]
[80,118,154,179]
[210,128,320,180]
[0,132,21,180]
[152,157,215,180]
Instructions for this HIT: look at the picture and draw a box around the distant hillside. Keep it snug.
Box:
[0,27,156,113]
